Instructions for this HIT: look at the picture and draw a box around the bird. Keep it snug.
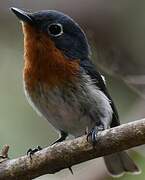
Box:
[11,7,140,176]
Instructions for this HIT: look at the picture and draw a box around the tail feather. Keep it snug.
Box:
[104,151,140,177]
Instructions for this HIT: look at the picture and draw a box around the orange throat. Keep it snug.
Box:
[22,23,80,91]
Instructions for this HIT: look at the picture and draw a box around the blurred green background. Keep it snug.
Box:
[0,1,145,180]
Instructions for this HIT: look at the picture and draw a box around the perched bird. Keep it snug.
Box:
[11,7,140,176]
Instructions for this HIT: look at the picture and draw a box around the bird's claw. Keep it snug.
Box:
[87,125,104,144]
[27,146,42,159]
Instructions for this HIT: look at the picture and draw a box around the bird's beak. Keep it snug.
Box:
[10,7,33,24]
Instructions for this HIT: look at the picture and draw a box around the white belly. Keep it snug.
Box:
[24,75,113,137]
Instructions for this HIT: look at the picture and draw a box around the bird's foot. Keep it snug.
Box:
[27,146,42,159]
[87,125,104,145]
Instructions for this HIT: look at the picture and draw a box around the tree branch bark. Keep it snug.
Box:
[0,118,145,180]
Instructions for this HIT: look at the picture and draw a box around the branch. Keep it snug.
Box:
[0,119,145,180]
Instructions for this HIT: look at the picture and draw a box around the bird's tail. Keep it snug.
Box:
[104,151,140,177]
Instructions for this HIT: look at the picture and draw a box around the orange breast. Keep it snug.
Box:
[22,23,80,91]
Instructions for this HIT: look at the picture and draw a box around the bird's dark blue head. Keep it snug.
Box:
[11,7,91,60]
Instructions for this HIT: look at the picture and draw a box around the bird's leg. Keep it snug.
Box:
[51,131,68,145]
[27,146,42,159]
[68,166,74,175]
[87,124,105,145]
[27,131,67,159]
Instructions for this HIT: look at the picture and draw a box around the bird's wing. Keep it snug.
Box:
[80,60,120,127]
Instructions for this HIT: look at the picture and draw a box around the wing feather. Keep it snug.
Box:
[80,60,120,127]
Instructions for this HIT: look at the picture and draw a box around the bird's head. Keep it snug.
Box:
[10,7,91,60]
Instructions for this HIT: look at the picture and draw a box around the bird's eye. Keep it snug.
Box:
[48,23,63,37]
